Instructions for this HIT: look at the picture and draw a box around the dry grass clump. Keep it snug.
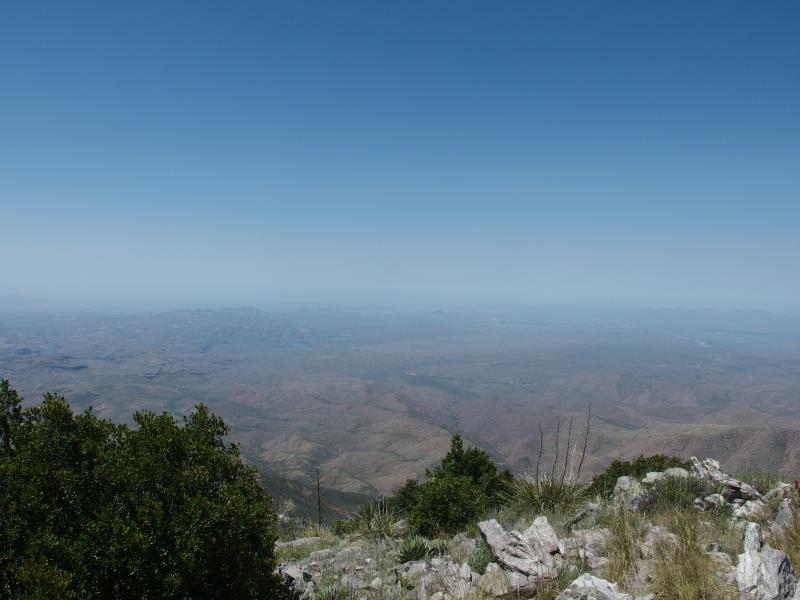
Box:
[649,509,736,600]
[602,507,643,591]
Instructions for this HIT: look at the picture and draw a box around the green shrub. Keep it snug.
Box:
[589,455,690,497]
[428,434,511,506]
[504,473,589,517]
[409,476,486,536]
[0,380,277,600]
[389,479,421,512]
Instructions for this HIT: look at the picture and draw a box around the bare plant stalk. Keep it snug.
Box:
[561,416,573,484]
[576,403,592,480]
[535,421,544,484]
[551,416,561,478]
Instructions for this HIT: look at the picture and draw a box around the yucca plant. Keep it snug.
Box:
[347,498,402,540]
[505,473,590,517]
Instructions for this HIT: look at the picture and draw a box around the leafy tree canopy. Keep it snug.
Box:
[0,380,277,600]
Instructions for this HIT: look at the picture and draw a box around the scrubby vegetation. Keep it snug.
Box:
[588,454,691,497]
[0,380,277,599]
[7,378,798,600]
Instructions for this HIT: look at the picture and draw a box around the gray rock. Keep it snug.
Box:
[398,560,430,578]
[562,526,611,569]
[555,573,633,600]
[479,563,509,597]
[478,518,560,578]
[735,500,767,520]
[664,467,690,478]
[641,522,677,558]
[522,515,562,556]
[642,471,665,484]
[766,484,794,501]
[701,493,727,511]
[692,457,764,502]
[736,522,798,600]
[278,565,313,599]
[565,501,600,530]
[774,499,795,535]
[506,570,538,593]
[614,476,647,510]
[439,561,475,599]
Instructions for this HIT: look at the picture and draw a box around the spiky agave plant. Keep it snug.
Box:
[396,535,431,563]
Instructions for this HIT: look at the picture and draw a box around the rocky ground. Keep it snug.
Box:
[277,457,800,599]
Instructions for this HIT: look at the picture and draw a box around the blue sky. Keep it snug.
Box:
[1,1,798,311]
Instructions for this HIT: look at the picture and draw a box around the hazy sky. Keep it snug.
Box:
[2,1,798,311]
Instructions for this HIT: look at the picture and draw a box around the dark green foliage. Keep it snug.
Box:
[428,435,511,506]
[588,454,691,497]
[389,479,421,512]
[384,435,511,536]
[0,381,277,599]
[408,475,485,536]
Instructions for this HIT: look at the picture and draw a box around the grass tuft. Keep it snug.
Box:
[649,509,736,600]
[603,507,643,590]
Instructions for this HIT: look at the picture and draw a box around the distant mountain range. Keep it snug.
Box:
[3,306,800,517]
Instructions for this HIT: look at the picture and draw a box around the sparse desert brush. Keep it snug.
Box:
[504,473,590,517]
[649,509,736,600]
[603,507,643,591]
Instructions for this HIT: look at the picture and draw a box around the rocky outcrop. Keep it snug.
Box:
[478,518,561,579]
[736,522,798,600]
[555,573,632,600]
[278,565,313,599]
[692,457,764,502]
[613,476,649,510]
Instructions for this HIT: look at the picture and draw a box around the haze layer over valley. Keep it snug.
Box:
[4,306,800,503]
